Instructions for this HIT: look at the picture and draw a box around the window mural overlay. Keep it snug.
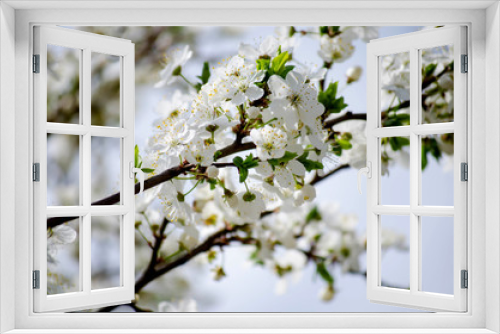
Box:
[91,215,121,290]
[420,133,454,206]
[420,45,454,125]
[47,44,81,124]
[380,136,410,205]
[380,52,410,128]
[47,133,80,206]
[380,215,410,290]
[91,52,121,127]
[420,216,454,295]
[91,136,121,204]
[47,217,80,295]
[47,25,456,313]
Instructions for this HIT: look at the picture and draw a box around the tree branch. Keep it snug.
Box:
[310,164,350,185]
[324,111,367,129]
[47,164,194,229]
[134,224,249,292]
[47,134,256,229]
[348,270,409,290]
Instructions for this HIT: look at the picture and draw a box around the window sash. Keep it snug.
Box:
[32,25,136,313]
[365,26,468,312]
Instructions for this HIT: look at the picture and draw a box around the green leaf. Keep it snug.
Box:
[267,151,298,167]
[319,26,328,35]
[306,206,322,223]
[316,262,334,285]
[421,146,429,170]
[270,51,290,76]
[388,137,410,151]
[141,168,155,174]
[256,58,270,71]
[233,154,259,183]
[208,178,218,190]
[297,153,324,172]
[196,61,211,85]
[279,65,295,79]
[319,26,340,36]
[134,145,142,169]
[337,139,352,150]
[318,82,348,115]
[423,63,437,77]
[421,137,441,170]
[243,154,259,168]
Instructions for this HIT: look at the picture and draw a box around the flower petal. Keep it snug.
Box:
[245,86,264,102]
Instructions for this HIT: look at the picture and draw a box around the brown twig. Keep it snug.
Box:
[47,133,256,229]
[134,224,249,292]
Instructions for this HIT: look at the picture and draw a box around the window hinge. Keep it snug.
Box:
[33,54,40,73]
[33,163,40,182]
[461,54,468,73]
[33,270,40,289]
[461,162,468,181]
[461,270,468,289]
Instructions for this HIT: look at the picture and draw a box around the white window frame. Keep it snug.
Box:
[365,26,468,312]
[33,25,136,312]
[0,1,499,333]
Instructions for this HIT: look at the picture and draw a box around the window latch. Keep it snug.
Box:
[357,161,372,195]
[130,162,145,194]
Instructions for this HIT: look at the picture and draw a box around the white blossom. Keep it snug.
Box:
[239,36,280,61]
[155,45,193,88]
[250,125,287,160]
[293,184,316,206]
[346,66,363,84]
[158,298,197,312]
[236,191,266,221]
[318,30,357,63]
[47,225,77,264]
[206,166,219,179]
[267,71,325,130]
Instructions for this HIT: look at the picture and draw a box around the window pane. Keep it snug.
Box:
[380,136,410,205]
[380,52,410,127]
[421,133,454,206]
[421,216,454,294]
[47,44,80,124]
[380,215,410,289]
[91,216,121,290]
[47,217,80,295]
[91,137,121,204]
[421,45,454,124]
[47,133,80,206]
[91,53,121,127]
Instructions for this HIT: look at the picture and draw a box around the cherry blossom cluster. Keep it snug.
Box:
[46,26,456,309]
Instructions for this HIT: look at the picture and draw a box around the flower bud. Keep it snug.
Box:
[212,266,226,281]
[319,284,335,301]
[293,184,316,206]
[246,106,261,119]
[346,66,362,84]
[172,65,182,76]
[242,191,256,202]
[207,166,219,179]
